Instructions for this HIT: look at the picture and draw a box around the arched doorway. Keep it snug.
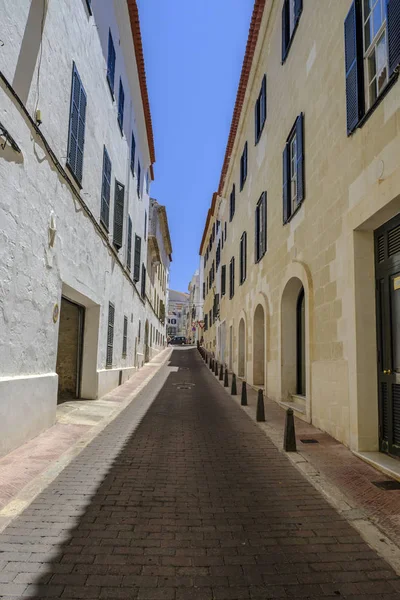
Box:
[238,318,245,378]
[281,277,306,399]
[253,305,265,386]
[144,320,149,363]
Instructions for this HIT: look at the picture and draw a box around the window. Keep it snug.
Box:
[229,184,236,221]
[283,114,304,223]
[255,75,267,143]
[118,78,124,132]
[204,314,208,331]
[345,0,400,134]
[212,223,216,242]
[127,216,132,271]
[240,232,247,284]
[203,282,205,300]
[134,235,141,282]
[141,264,146,298]
[130,133,136,177]
[146,170,150,194]
[224,222,227,241]
[255,192,267,262]
[138,319,141,341]
[137,160,141,197]
[282,0,303,62]
[229,258,235,299]
[209,309,212,327]
[221,265,226,296]
[100,147,111,229]
[85,0,92,15]
[240,142,248,191]
[107,30,116,95]
[113,181,124,249]
[144,210,147,241]
[122,316,128,357]
[106,302,115,368]
[216,240,221,270]
[67,64,87,185]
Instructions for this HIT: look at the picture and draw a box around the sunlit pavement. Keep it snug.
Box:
[0,348,399,599]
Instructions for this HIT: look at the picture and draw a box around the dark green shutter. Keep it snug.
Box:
[113,181,124,249]
[106,302,115,368]
[122,315,128,357]
[127,216,132,270]
[141,265,146,298]
[344,1,364,135]
[296,114,305,205]
[387,0,400,77]
[134,235,141,282]
[283,145,290,223]
[67,64,86,184]
[101,147,111,229]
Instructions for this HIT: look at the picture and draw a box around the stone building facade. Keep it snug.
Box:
[200,0,400,468]
[0,0,165,456]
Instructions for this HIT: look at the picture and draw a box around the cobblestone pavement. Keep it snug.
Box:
[0,349,400,599]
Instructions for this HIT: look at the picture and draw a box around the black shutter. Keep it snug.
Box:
[296,113,305,205]
[67,64,86,184]
[118,78,124,131]
[137,161,141,197]
[344,1,364,135]
[127,216,132,270]
[255,204,259,262]
[282,0,289,62]
[255,97,259,144]
[107,31,116,93]
[113,181,124,249]
[221,265,226,296]
[240,236,243,282]
[261,75,266,125]
[101,147,111,229]
[203,282,205,300]
[232,257,235,297]
[130,133,136,176]
[263,192,267,255]
[295,0,303,22]
[141,264,146,298]
[244,142,248,181]
[387,0,400,77]
[106,302,115,368]
[122,315,128,357]
[134,235,141,282]
[283,145,290,223]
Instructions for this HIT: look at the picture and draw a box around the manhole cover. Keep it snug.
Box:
[172,382,195,387]
[372,480,400,490]
[180,367,190,371]
[177,385,192,390]
[300,439,319,444]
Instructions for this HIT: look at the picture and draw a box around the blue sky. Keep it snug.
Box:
[137,0,254,292]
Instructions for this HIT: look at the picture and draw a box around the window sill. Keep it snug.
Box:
[283,200,304,225]
[352,72,399,134]
[65,162,83,190]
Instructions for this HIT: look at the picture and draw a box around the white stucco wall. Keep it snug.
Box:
[0,0,155,457]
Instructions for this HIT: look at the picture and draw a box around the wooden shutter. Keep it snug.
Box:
[130,133,136,176]
[107,31,116,93]
[106,302,114,367]
[113,181,124,249]
[134,235,141,282]
[67,64,86,184]
[283,146,290,223]
[296,113,305,205]
[387,0,400,77]
[101,147,111,229]
[282,0,289,62]
[122,315,128,357]
[118,78,124,130]
[344,1,364,135]
[221,265,226,296]
[127,216,132,270]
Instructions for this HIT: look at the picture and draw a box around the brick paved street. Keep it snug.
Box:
[0,348,400,599]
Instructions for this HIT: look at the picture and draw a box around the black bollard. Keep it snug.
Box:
[231,373,237,395]
[284,408,297,452]
[210,358,214,371]
[241,381,247,406]
[214,360,219,376]
[224,367,229,387]
[256,389,265,422]
[219,363,224,380]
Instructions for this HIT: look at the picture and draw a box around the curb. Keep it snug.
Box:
[0,348,173,533]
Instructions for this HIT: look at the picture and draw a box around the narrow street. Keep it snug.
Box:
[0,349,398,599]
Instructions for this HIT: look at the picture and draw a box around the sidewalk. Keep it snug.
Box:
[0,347,172,533]
[201,352,400,573]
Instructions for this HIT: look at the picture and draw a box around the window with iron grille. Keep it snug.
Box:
[100,147,111,229]
[229,257,235,299]
[255,75,267,143]
[106,302,115,368]
[229,184,235,221]
[67,63,87,185]
[113,181,125,249]
[107,30,116,95]
[122,315,128,357]
[221,264,226,296]
[134,235,141,282]
[255,192,267,262]
[118,78,124,132]
[240,231,247,283]
[240,142,248,191]
[127,216,132,270]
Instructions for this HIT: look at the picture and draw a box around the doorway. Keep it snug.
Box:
[253,304,265,386]
[56,297,85,403]
[296,288,306,396]
[375,215,400,458]
[238,318,245,378]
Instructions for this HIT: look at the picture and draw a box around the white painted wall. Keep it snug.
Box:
[0,0,157,457]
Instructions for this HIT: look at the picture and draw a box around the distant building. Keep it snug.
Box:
[167,291,190,338]
[186,270,203,344]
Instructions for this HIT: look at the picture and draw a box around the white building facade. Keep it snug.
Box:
[167,290,189,338]
[0,0,159,457]
[186,270,204,344]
